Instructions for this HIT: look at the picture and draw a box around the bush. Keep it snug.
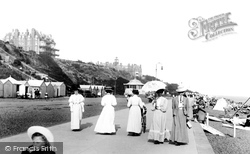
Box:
[12,59,22,67]
[22,56,31,64]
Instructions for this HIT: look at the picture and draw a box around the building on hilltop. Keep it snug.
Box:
[3,28,59,56]
[96,57,142,78]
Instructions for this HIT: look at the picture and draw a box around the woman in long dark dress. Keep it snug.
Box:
[170,86,190,145]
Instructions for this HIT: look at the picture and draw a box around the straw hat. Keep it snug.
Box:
[27,126,54,143]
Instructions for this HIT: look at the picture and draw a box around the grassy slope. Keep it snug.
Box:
[204,107,250,154]
[0,64,24,80]
[0,44,133,92]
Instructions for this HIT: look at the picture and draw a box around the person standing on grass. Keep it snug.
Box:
[170,85,190,146]
[68,88,85,131]
[94,86,117,134]
[127,89,144,136]
[148,89,168,144]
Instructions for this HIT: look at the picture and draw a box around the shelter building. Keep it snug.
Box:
[123,78,144,94]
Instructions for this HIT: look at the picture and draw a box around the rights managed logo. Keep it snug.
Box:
[188,12,237,41]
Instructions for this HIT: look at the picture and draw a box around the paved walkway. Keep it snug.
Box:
[0,104,214,154]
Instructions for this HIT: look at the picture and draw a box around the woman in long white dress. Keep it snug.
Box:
[94,86,117,134]
[127,89,144,136]
[148,89,168,144]
[68,88,85,130]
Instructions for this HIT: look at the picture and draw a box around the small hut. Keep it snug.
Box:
[1,76,21,98]
[45,82,55,98]
[51,82,66,97]
[18,81,29,98]
[79,85,105,97]
[27,80,46,98]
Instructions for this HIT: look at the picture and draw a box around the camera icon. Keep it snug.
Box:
[5,146,11,151]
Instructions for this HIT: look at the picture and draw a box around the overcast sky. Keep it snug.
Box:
[0,0,249,97]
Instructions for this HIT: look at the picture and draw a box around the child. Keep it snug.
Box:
[193,104,207,124]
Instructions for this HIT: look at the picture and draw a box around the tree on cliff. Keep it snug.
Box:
[39,36,59,57]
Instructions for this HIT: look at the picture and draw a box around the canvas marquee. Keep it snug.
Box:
[213,98,228,111]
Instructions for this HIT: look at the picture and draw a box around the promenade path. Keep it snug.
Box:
[0,104,214,154]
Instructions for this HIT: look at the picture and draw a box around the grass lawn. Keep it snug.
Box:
[0,96,149,139]
[204,106,250,154]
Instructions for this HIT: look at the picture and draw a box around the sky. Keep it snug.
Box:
[0,0,249,97]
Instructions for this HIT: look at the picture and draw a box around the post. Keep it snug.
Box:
[114,77,117,95]
[233,122,236,138]
[155,62,162,80]
[206,113,209,126]
[155,64,158,79]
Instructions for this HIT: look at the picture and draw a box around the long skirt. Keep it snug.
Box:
[94,106,116,133]
[165,100,173,140]
[170,108,189,144]
[148,110,167,142]
[71,104,82,130]
[127,106,142,134]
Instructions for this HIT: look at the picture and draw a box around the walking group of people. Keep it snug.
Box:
[19,84,193,154]
[68,84,192,146]
[148,85,192,145]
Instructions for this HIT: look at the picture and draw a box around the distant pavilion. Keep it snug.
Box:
[123,78,144,94]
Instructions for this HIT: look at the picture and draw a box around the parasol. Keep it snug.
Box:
[141,80,166,93]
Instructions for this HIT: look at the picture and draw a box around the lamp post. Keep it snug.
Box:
[114,77,117,95]
[155,62,163,80]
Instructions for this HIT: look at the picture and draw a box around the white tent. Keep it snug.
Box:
[213,98,228,111]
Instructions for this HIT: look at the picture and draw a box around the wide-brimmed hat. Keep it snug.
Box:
[156,89,164,94]
[27,126,54,143]
[72,86,80,91]
[132,89,139,95]
[176,85,187,92]
[104,86,114,92]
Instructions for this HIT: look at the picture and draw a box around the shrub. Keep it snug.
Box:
[12,59,22,67]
